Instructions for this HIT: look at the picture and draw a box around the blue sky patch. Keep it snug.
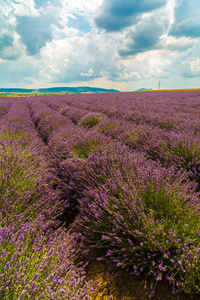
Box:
[67,14,92,35]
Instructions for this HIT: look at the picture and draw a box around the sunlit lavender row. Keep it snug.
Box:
[1,90,200,299]
[0,98,94,299]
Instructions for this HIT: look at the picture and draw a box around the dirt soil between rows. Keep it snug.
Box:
[86,261,199,300]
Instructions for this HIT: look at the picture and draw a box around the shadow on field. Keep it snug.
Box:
[86,261,198,300]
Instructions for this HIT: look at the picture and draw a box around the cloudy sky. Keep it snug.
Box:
[0,0,200,91]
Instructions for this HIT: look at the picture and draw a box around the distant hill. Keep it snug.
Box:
[135,88,152,91]
[0,86,119,94]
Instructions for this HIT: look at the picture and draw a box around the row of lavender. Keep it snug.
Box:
[0,98,15,119]
[0,99,94,299]
[29,93,200,296]
[50,91,200,132]
[42,92,200,191]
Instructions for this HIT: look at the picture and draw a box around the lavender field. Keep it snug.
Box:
[1,90,200,299]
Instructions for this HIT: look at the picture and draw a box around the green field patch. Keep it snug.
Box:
[79,113,106,129]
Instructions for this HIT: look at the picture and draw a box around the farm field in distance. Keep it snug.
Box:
[1,90,200,299]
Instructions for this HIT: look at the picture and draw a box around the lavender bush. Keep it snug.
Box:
[48,122,110,161]
[65,145,200,295]
[78,113,107,129]
[59,105,87,124]
[154,131,200,188]
[0,215,93,299]
[28,99,72,143]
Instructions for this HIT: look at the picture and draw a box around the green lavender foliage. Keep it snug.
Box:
[67,146,200,295]
[0,215,92,300]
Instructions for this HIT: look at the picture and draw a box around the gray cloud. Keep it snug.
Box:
[0,7,16,58]
[118,15,165,56]
[16,16,54,55]
[95,0,167,32]
[169,0,200,38]
[170,17,200,38]
[0,34,13,50]
[16,10,63,56]
[0,0,65,58]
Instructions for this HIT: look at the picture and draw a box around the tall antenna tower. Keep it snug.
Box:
[158,80,161,90]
